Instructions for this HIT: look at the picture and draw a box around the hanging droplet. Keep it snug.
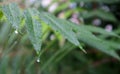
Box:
[14,30,18,34]
[36,58,40,63]
[50,34,55,40]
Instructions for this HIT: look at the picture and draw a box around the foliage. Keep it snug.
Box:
[0,0,120,74]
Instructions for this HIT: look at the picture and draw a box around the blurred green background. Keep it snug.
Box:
[0,0,120,74]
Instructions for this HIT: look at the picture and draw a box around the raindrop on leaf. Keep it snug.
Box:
[14,30,18,34]
[36,58,40,63]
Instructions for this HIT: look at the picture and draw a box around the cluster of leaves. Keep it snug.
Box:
[0,0,120,74]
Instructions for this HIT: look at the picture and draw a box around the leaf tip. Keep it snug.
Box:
[78,45,87,54]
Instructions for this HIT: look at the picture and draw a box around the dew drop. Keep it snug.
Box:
[36,58,40,63]
[14,30,18,34]
[50,34,55,40]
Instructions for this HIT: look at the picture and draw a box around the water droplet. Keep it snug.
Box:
[36,58,40,63]
[50,34,55,40]
[14,30,18,34]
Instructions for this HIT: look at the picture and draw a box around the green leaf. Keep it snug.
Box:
[69,24,120,60]
[24,9,42,55]
[81,10,117,22]
[0,23,11,44]
[0,56,9,74]
[81,25,119,38]
[107,41,120,50]
[41,42,76,71]
[2,3,22,30]
[31,9,86,53]
[71,0,120,4]
[0,7,4,20]
[53,2,69,14]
